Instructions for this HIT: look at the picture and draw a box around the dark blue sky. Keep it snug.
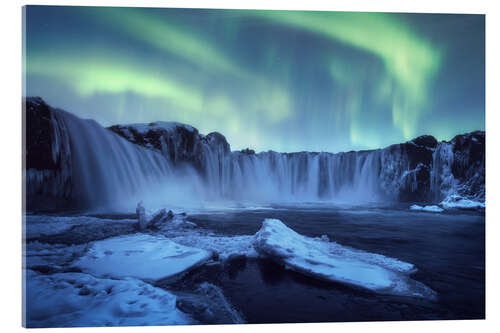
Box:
[24,6,484,152]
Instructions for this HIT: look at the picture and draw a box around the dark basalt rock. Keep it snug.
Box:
[240,148,255,155]
[411,135,438,149]
[108,122,231,179]
[25,97,60,171]
[24,97,73,211]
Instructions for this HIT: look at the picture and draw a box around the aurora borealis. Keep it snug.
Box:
[24,6,484,153]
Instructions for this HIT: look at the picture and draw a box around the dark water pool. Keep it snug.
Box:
[184,206,485,323]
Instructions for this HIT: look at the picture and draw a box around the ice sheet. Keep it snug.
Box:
[74,234,211,281]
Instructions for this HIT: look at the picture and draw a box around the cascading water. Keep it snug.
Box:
[44,110,205,211]
[35,109,390,210]
[198,150,387,204]
[430,142,457,202]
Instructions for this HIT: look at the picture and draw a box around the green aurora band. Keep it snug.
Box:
[24,6,484,153]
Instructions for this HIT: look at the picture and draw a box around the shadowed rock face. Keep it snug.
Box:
[450,131,485,199]
[108,122,230,178]
[24,97,73,211]
[386,136,437,202]
[25,97,63,171]
[24,97,485,210]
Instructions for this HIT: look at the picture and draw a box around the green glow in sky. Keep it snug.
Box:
[24,6,484,152]
[255,11,442,139]
[27,52,205,112]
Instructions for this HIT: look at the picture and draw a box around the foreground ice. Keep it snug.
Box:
[440,194,485,210]
[25,270,192,327]
[410,204,444,213]
[24,215,137,240]
[167,232,257,261]
[24,241,86,271]
[74,234,212,281]
[253,219,435,298]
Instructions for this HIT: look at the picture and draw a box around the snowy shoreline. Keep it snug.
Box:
[23,210,442,327]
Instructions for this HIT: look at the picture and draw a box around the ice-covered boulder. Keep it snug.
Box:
[73,234,211,281]
[440,194,485,210]
[25,270,192,327]
[137,207,194,231]
[410,204,444,213]
[253,219,435,298]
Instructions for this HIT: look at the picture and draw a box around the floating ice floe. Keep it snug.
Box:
[74,234,212,281]
[25,270,192,327]
[410,204,444,213]
[440,194,485,210]
[253,219,435,298]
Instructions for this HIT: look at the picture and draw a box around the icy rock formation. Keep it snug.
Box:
[175,282,245,324]
[108,121,231,180]
[410,204,444,213]
[25,270,192,327]
[73,234,212,281]
[135,202,182,230]
[253,219,435,298]
[440,194,485,210]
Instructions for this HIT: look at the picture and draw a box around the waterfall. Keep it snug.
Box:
[195,150,387,204]
[27,102,483,212]
[38,110,205,211]
[430,142,457,201]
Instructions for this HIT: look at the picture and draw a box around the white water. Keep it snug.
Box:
[55,111,206,211]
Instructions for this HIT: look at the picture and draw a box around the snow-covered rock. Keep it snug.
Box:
[25,270,192,327]
[175,282,245,324]
[73,234,212,281]
[410,204,444,213]
[252,219,435,298]
[440,194,485,210]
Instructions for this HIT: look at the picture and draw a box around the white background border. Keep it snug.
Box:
[1,0,498,332]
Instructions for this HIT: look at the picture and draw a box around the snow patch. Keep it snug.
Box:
[25,270,192,327]
[410,205,444,213]
[253,219,435,298]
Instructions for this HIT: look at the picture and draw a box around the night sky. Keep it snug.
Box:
[24,6,485,153]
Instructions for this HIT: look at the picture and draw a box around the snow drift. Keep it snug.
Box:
[25,270,192,327]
